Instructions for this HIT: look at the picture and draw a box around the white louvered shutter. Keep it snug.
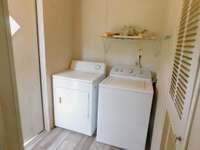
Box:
[170,0,200,121]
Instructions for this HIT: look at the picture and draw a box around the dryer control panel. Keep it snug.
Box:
[71,60,106,75]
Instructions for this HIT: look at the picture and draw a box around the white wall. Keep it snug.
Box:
[150,0,182,149]
[42,0,73,128]
[72,0,168,71]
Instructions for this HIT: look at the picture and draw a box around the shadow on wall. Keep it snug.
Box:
[146,81,158,150]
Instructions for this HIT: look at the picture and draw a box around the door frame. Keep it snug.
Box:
[35,0,54,131]
[178,24,200,150]
[2,0,52,144]
[185,64,200,149]
[183,60,200,150]
[0,0,23,149]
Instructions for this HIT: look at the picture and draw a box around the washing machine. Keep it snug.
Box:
[53,60,106,136]
[97,65,154,150]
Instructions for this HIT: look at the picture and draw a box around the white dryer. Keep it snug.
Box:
[97,66,153,150]
[53,60,106,136]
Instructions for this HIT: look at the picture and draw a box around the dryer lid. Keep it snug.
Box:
[53,60,106,84]
[53,70,105,84]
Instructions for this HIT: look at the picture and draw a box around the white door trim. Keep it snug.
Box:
[35,0,53,131]
[183,60,200,150]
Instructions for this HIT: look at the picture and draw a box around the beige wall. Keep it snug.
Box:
[43,0,73,127]
[72,0,168,71]
[150,0,182,150]
[72,1,184,149]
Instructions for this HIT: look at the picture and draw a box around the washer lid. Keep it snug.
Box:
[100,77,153,94]
[53,70,104,84]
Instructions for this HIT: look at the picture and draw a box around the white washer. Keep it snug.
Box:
[53,60,106,136]
[97,66,154,150]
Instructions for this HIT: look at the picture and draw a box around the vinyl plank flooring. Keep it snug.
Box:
[89,140,121,150]
[47,129,71,150]
[57,132,84,150]
[26,128,124,150]
[25,132,49,150]
[89,140,111,150]
[29,128,63,150]
[74,135,94,150]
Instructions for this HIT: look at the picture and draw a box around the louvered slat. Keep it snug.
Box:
[170,0,200,119]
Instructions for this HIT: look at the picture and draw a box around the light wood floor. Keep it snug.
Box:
[25,128,123,150]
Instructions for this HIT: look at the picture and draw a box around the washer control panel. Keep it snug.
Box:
[111,66,136,76]
[110,65,152,80]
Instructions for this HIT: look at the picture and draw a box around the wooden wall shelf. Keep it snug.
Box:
[101,35,157,40]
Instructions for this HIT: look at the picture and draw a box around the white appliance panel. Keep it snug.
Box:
[97,87,153,150]
[54,87,90,134]
[96,65,153,150]
[53,60,106,136]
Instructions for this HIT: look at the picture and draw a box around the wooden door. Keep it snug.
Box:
[7,0,44,143]
[160,113,176,150]
[163,0,200,149]
[0,0,23,149]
